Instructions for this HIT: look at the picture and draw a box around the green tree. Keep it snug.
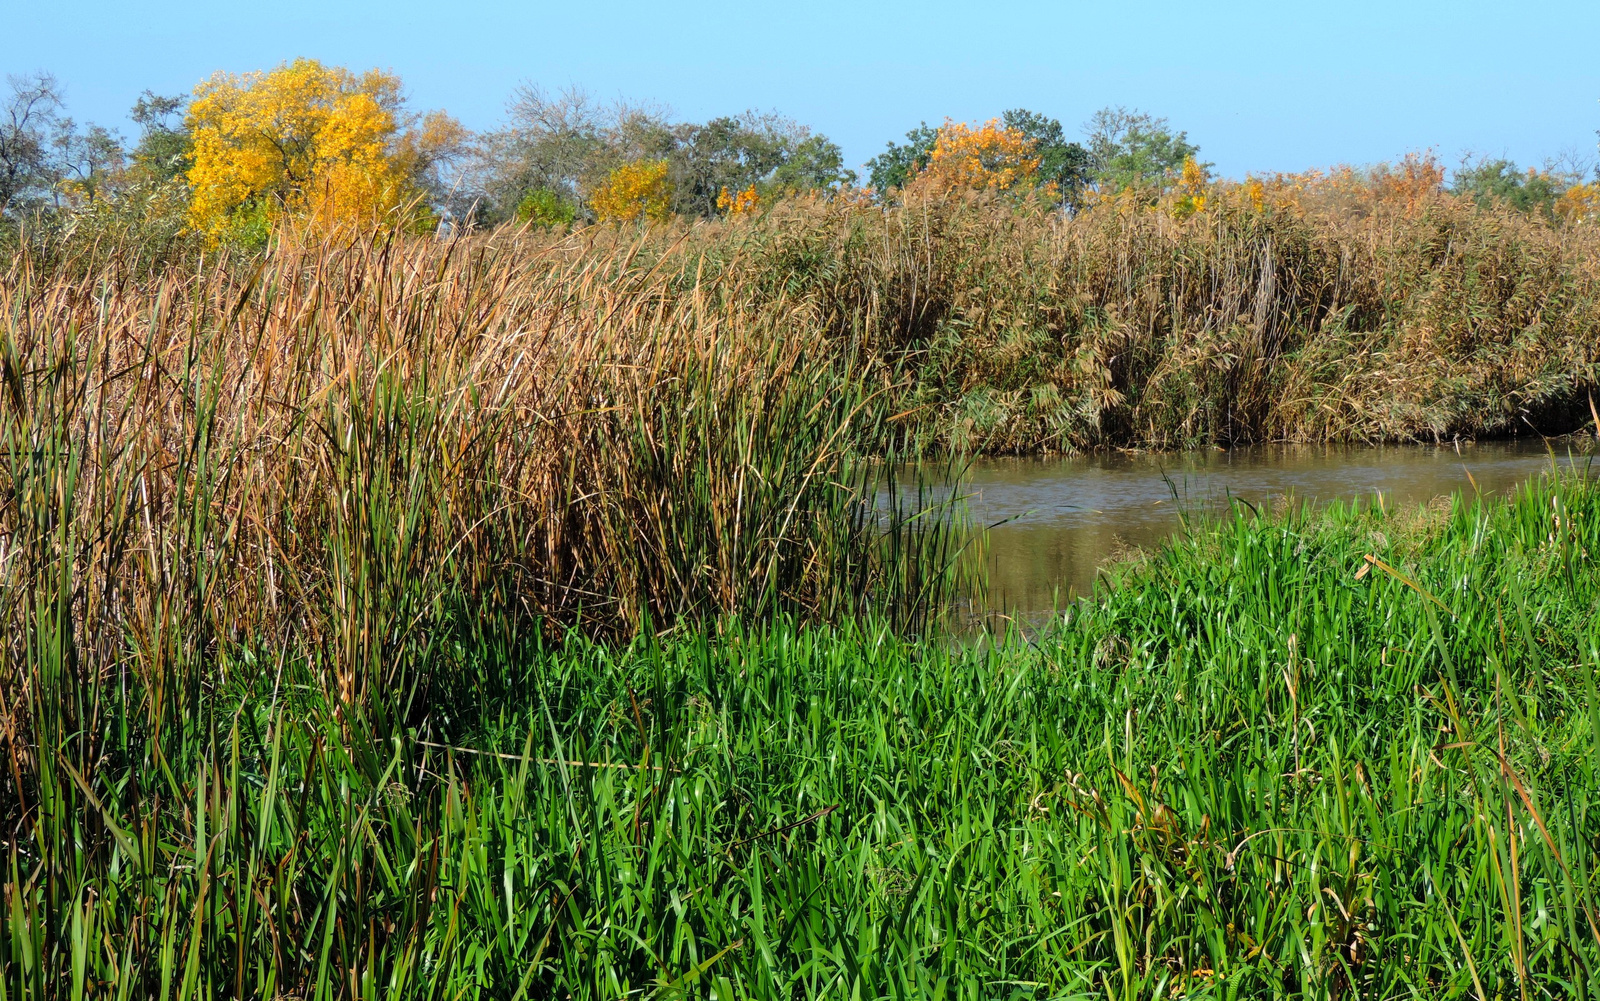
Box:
[472,91,846,224]
[1452,157,1568,219]
[666,112,849,217]
[1,72,126,215]
[772,133,856,191]
[1002,108,1092,207]
[1,72,65,211]
[1084,106,1200,193]
[668,114,791,216]
[128,91,189,183]
[515,187,577,229]
[469,86,654,225]
[865,122,939,195]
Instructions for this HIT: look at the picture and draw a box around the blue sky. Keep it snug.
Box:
[12,0,1600,179]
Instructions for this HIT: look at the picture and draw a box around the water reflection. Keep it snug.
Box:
[926,439,1596,616]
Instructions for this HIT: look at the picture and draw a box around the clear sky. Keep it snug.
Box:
[12,0,1600,180]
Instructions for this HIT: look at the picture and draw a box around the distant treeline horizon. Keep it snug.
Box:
[3,58,1598,248]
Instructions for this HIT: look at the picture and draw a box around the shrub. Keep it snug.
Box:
[515,187,577,229]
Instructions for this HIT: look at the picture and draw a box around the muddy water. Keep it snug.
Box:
[934,439,1596,616]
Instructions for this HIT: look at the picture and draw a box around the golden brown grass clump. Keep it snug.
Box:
[712,176,1600,452]
[0,224,964,739]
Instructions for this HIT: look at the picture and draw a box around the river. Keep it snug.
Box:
[929,438,1596,617]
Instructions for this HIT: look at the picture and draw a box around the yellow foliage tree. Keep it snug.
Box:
[1171,156,1208,219]
[909,120,1042,196]
[1556,183,1600,225]
[1243,177,1267,212]
[185,59,451,243]
[1370,153,1445,216]
[590,160,674,223]
[716,184,760,216]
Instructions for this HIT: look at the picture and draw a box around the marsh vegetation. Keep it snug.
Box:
[7,59,1600,999]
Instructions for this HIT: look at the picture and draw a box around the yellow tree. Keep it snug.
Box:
[909,119,1042,196]
[590,160,674,223]
[1557,182,1600,225]
[716,184,759,217]
[1171,156,1208,219]
[185,59,456,242]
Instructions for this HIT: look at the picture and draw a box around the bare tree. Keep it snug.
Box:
[0,72,64,209]
[0,72,126,213]
[467,85,673,224]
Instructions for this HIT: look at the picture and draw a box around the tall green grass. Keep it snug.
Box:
[7,463,1599,997]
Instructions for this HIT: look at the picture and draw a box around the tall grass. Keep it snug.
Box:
[511,184,1600,453]
[18,182,1600,455]
[6,195,1600,998]
[6,462,1599,997]
[0,226,968,998]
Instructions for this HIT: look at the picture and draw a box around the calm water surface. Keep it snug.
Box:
[928,439,1596,616]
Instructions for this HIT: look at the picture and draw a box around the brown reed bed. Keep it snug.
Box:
[520,182,1600,453]
[0,224,965,739]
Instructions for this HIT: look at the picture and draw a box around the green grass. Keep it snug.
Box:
[8,470,1600,998]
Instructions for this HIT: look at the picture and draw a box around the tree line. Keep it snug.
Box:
[0,60,1215,242]
[2,58,1595,247]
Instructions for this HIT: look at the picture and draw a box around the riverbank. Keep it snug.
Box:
[7,471,1598,997]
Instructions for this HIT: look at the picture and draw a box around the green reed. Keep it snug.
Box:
[7,453,1600,997]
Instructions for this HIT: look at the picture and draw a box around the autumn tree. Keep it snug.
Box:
[870,112,1090,206]
[716,183,759,216]
[185,59,464,243]
[906,119,1042,197]
[1557,182,1600,224]
[1170,156,1208,219]
[589,159,673,223]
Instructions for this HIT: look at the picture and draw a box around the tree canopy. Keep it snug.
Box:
[865,123,940,196]
[1,72,124,213]
[184,59,464,243]
[469,91,852,225]
[1452,156,1570,219]
[1001,109,1092,206]
[1084,106,1202,192]
[909,119,1042,196]
[870,107,1189,206]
